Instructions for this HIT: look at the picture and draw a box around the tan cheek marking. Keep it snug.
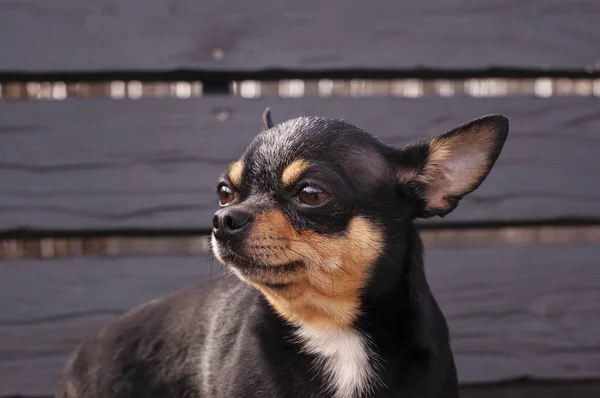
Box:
[281,159,311,186]
[228,160,244,186]
[249,209,296,241]
[250,216,383,328]
[244,209,308,266]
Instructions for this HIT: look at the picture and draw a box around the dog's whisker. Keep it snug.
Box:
[332,260,357,278]
[272,237,306,243]
[285,247,311,262]
[329,268,335,293]
[288,286,294,312]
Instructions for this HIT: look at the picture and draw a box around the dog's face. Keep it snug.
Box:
[212,109,508,327]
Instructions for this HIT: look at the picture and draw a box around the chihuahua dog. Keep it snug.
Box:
[57,109,508,398]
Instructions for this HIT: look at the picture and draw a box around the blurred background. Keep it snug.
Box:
[1,1,599,397]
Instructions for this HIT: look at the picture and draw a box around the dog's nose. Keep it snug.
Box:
[212,208,253,239]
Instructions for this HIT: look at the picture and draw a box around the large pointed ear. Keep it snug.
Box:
[390,115,509,218]
[261,107,275,131]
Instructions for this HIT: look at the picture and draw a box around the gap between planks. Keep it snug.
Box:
[1,225,600,260]
[1,78,600,100]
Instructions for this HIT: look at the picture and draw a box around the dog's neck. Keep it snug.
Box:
[249,217,387,329]
[251,223,434,336]
[252,224,442,398]
[358,226,443,353]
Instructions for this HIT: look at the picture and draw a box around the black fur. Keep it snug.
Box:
[57,112,508,398]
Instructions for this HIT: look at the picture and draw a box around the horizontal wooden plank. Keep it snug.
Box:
[1,0,599,72]
[6,381,600,398]
[1,96,599,231]
[460,380,600,398]
[426,243,600,384]
[0,255,221,395]
[1,243,600,395]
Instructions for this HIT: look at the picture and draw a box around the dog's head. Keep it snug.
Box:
[212,108,508,327]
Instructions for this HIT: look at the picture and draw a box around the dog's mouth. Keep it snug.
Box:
[215,243,304,285]
[225,251,302,271]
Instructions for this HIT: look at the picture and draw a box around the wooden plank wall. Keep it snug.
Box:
[1,0,599,71]
[2,244,600,395]
[1,97,600,231]
[1,1,600,397]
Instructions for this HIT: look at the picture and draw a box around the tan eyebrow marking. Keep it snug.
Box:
[228,160,244,186]
[282,159,311,186]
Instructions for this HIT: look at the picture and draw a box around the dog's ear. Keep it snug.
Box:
[261,107,274,132]
[389,115,509,218]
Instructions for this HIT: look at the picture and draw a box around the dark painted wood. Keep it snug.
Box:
[460,380,600,398]
[426,243,600,384]
[7,381,600,398]
[1,96,599,231]
[1,243,600,395]
[1,0,599,72]
[0,254,223,396]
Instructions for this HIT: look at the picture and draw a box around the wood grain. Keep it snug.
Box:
[0,254,222,395]
[1,96,599,231]
[5,381,600,398]
[0,0,599,72]
[426,243,600,384]
[1,243,599,395]
[460,381,600,398]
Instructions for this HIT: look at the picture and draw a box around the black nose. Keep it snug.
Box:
[212,208,253,239]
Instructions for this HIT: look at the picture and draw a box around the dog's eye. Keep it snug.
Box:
[218,185,235,206]
[297,185,330,206]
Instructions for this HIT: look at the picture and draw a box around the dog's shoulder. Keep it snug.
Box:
[56,275,248,397]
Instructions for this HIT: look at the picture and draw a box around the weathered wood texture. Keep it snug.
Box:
[1,243,600,395]
[460,380,600,398]
[427,243,600,384]
[1,0,599,72]
[0,255,220,395]
[1,97,599,231]
[5,381,600,398]
[7,383,600,398]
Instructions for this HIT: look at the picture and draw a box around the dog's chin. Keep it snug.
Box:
[231,259,303,288]
[212,241,302,287]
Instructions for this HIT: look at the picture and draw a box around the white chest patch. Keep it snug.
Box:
[294,324,379,398]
